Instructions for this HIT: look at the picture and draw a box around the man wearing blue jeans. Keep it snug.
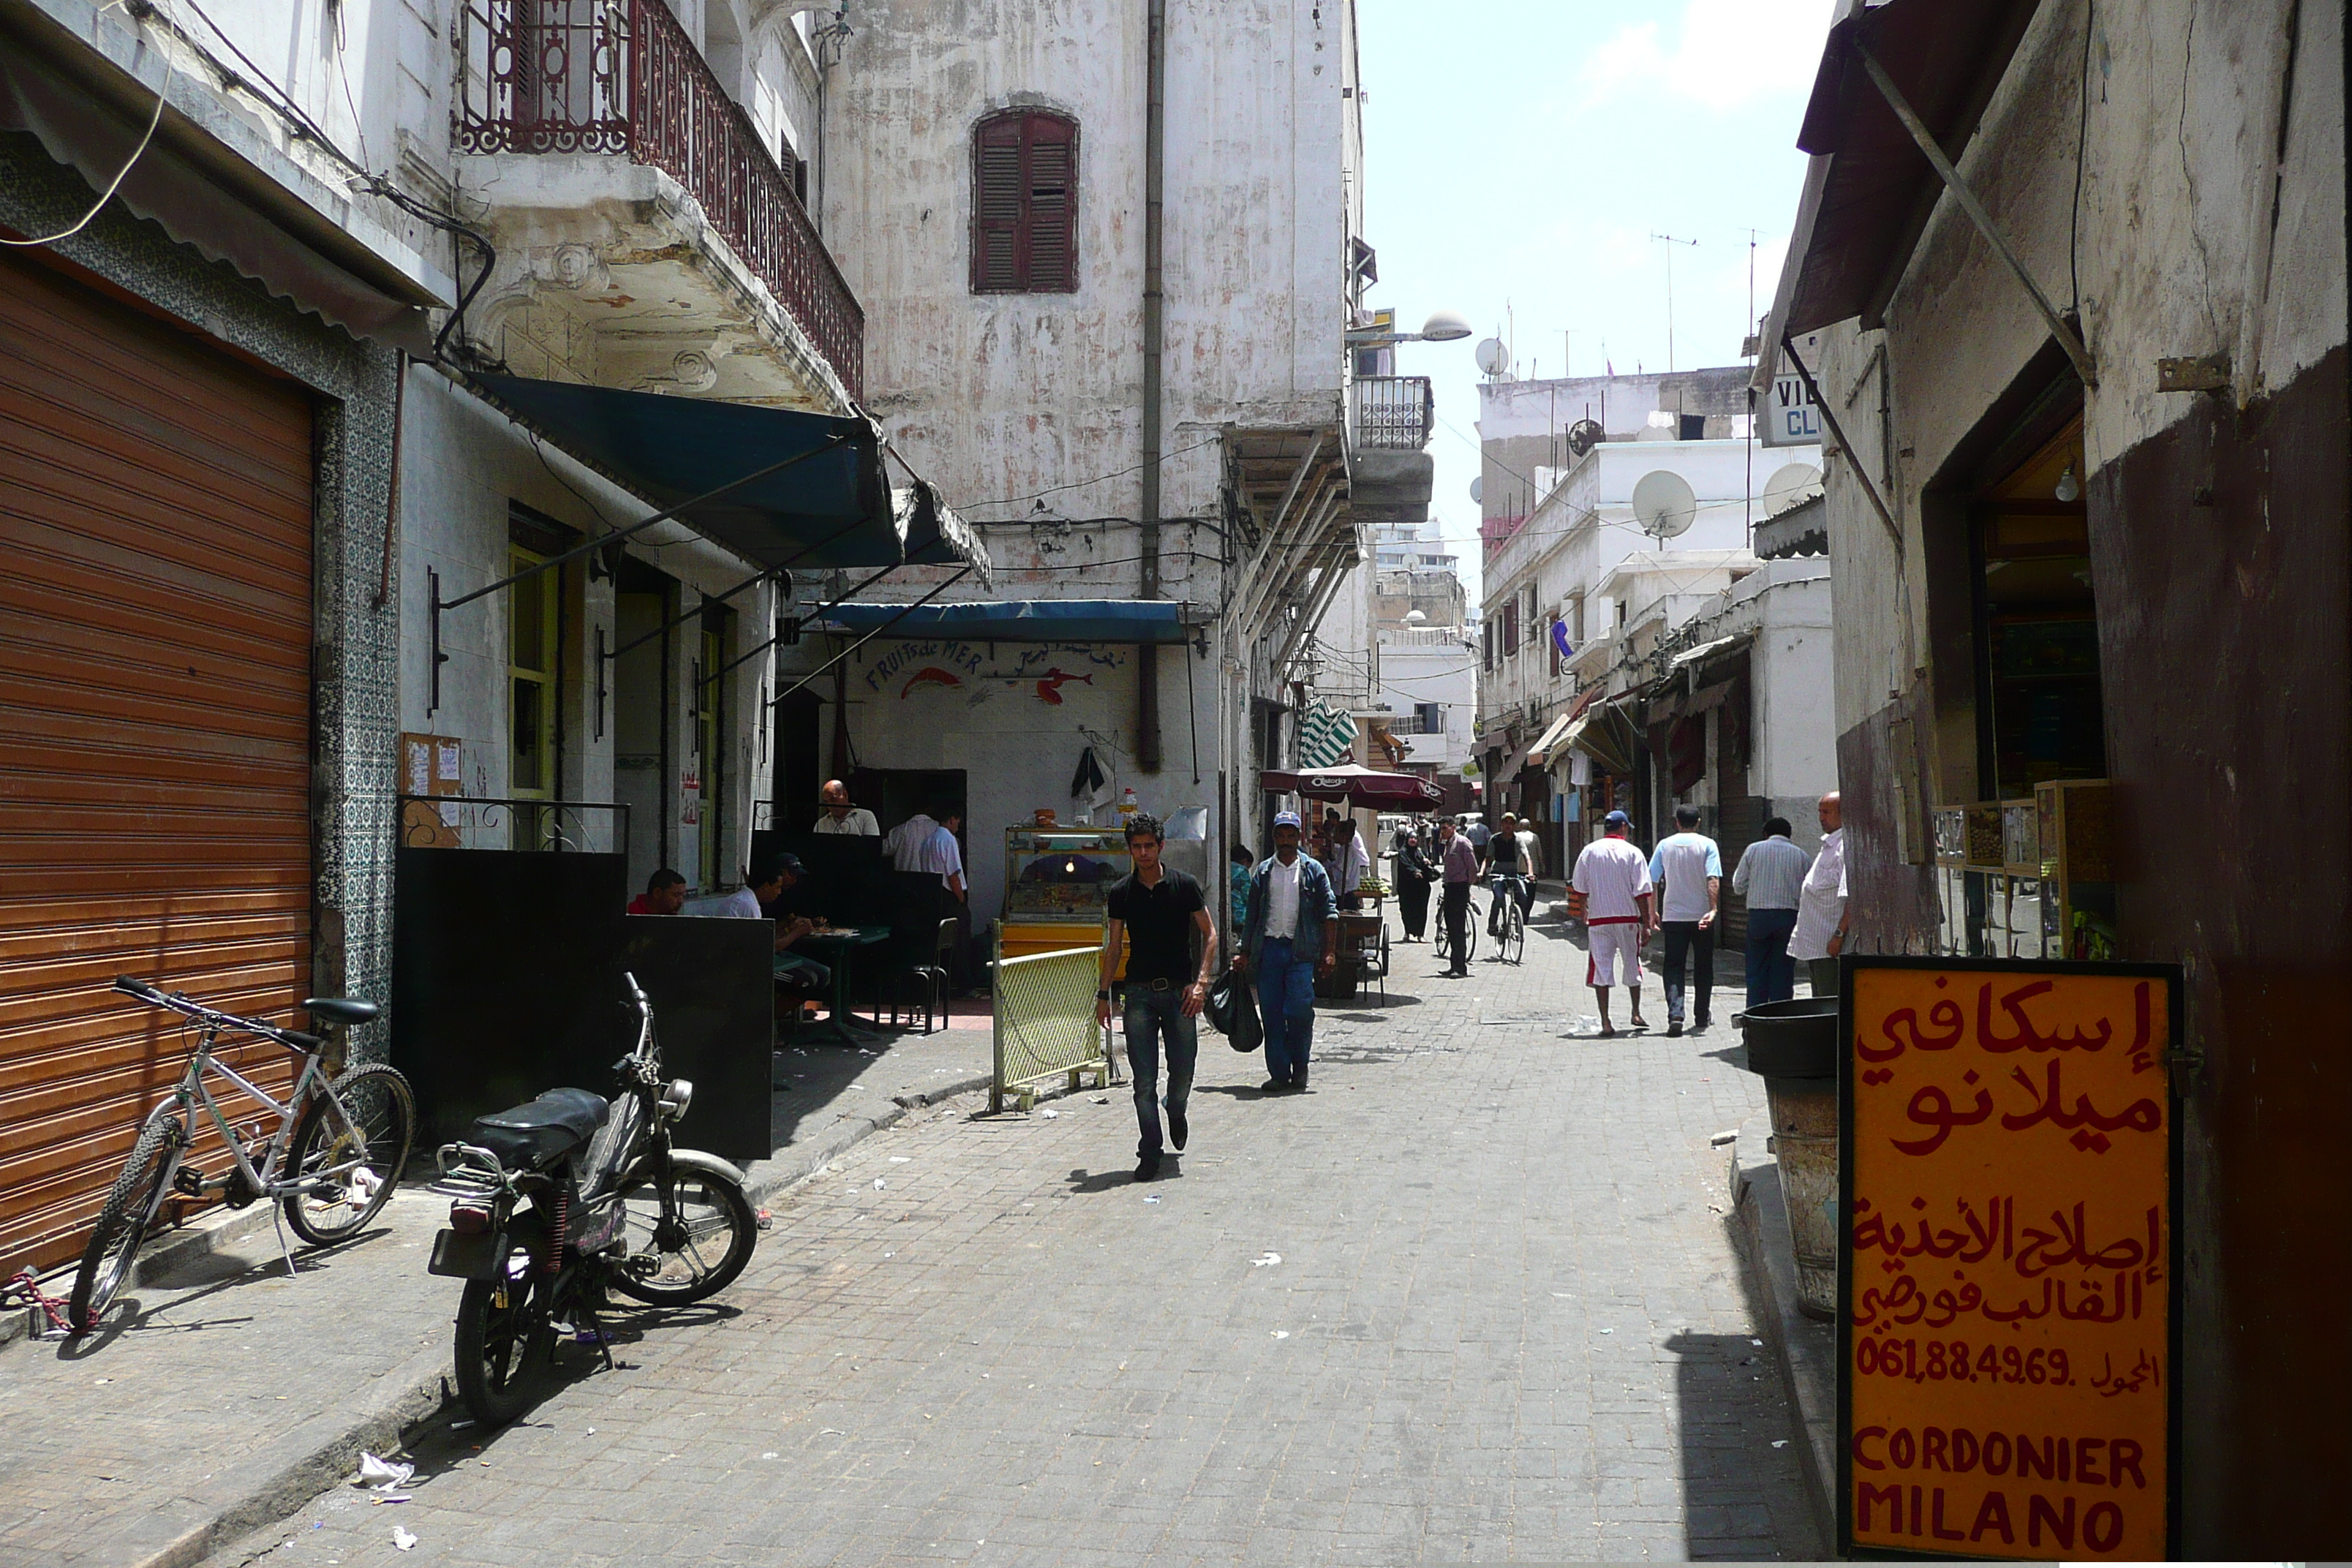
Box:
[1730,815,1809,1007]
[1098,814,1218,1182]
[1235,811,1338,1093]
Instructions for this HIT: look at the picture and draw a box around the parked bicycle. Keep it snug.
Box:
[71,976,414,1334]
[428,973,756,1422]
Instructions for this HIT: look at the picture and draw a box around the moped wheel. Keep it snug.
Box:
[609,1165,757,1305]
[69,1107,183,1334]
[454,1261,553,1424]
[283,1064,415,1246]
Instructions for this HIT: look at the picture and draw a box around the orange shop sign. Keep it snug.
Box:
[1839,957,2180,1561]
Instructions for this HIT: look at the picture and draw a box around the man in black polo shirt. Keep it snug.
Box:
[1097,813,1218,1181]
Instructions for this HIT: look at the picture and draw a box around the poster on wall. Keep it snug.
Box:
[1839,957,2180,1561]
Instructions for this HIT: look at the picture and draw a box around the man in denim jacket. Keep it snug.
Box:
[1233,811,1339,1091]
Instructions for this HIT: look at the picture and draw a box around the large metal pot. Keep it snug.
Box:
[1738,999,1842,1321]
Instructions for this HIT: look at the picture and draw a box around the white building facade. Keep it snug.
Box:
[1473,367,1824,881]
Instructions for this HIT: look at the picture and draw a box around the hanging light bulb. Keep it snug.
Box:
[2054,463,2081,503]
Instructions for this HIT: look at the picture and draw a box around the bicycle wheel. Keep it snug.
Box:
[1504,900,1527,964]
[282,1063,415,1246]
[609,1163,758,1305]
[1463,906,1480,962]
[453,1263,554,1424]
[69,1106,184,1333]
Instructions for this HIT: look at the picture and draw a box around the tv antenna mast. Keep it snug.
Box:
[1651,233,1697,371]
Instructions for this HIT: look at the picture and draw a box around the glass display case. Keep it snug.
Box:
[1000,827,1133,960]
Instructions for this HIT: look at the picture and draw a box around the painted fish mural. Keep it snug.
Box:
[899,666,965,698]
[1033,668,1095,705]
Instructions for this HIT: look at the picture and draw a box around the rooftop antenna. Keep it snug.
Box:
[1651,233,1697,372]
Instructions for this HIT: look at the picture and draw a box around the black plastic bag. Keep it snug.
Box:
[1205,969,1262,1052]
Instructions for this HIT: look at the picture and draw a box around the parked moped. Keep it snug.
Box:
[428,973,756,1422]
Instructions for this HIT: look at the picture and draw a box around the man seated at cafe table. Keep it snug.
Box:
[813,778,879,836]
[627,867,687,916]
[710,854,830,994]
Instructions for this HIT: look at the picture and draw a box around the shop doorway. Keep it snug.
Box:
[851,767,967,843]
[613,557,674,891]
[772,688,823,835]
[1971,415,2105,797]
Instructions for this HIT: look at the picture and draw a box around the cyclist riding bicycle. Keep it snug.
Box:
[1483,811,1541,935]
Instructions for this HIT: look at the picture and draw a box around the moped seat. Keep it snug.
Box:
[470,1088,609,1171]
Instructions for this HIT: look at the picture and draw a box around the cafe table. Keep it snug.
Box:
[785,926,893,1047]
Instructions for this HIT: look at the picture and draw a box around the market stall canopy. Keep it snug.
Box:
[1259,766,1445,807]
[813,598,1193,644]
[1775,0,2043,336]
[467,374,990,578]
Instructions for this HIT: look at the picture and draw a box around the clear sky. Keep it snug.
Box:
[1355,0,1836,603]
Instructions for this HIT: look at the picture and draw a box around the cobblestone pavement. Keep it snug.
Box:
[213,918,1819,1565]
[0,1028,991,1568]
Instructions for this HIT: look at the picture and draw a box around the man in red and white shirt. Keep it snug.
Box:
[1572,810,1656,1036]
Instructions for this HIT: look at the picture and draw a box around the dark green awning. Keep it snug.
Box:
[467,374,985,581]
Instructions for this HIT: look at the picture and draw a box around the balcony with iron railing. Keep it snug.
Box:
[1346,374,1436,526]
[1349,375,1434,451]
[458,0,862,403]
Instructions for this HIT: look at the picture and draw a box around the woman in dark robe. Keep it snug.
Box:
[1392,828,1438,941]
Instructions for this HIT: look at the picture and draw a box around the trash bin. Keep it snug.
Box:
[1737,998,1841,1321]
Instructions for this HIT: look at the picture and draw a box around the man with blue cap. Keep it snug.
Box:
[1234,810,1338,1091]
[1572,810,1656,1036]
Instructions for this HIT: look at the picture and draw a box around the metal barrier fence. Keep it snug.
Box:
[990,924,1110,1113]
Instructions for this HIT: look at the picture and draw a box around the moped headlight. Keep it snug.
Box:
[660,1078,694,1120]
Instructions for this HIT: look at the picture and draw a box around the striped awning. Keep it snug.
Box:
[1297,700,1360,769]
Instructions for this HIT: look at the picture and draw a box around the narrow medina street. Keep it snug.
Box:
[206,924,1815,1566]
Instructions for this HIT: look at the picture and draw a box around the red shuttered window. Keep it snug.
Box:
[972,110,1078,293]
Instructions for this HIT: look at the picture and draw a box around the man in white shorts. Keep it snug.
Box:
[1572,809,1656,1036]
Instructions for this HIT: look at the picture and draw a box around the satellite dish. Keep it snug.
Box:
[1468,475,1485,505]
[1474,337,1507,377]
[1566,418,1605,458]
[1405,608,1427,624]
[1762,461,1824,516]
[1631,469,1699,539]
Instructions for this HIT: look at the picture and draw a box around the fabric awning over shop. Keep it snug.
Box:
[467,374,987,576]
[814,598,1191,644]
[1561,701,1640,780]
[1778,0,2044,335]
[1526,709,1577,767]
[1669,636,1746,674]
[895,482,990,582]
[0,43,444,351]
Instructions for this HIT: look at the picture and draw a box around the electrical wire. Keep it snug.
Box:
[956,437,1225,513]
[0,90,165,247]
[2069,0,2092,313]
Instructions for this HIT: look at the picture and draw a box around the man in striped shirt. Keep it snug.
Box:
[1730,815,1809,1008]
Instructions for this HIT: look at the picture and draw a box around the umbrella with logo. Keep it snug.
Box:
[1257,764,1445,807]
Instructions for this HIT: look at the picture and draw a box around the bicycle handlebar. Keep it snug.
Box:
[111,974,320,1055]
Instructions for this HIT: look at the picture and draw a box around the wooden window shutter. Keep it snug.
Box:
[972,110,1078,293]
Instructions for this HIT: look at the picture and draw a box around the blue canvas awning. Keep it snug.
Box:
[814,599,1194,644]
[467,374,986,581]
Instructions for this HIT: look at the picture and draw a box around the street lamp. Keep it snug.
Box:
[1346,309,1474,347]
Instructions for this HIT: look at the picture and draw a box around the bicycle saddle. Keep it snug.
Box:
[470,1088,610,1171]
[303,997,380,1027]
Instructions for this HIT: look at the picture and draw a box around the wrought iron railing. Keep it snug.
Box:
[458,0,864,399]
[1351,374,1433,451]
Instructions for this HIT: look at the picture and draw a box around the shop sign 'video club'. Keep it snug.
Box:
[1839,959,2181,1561]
